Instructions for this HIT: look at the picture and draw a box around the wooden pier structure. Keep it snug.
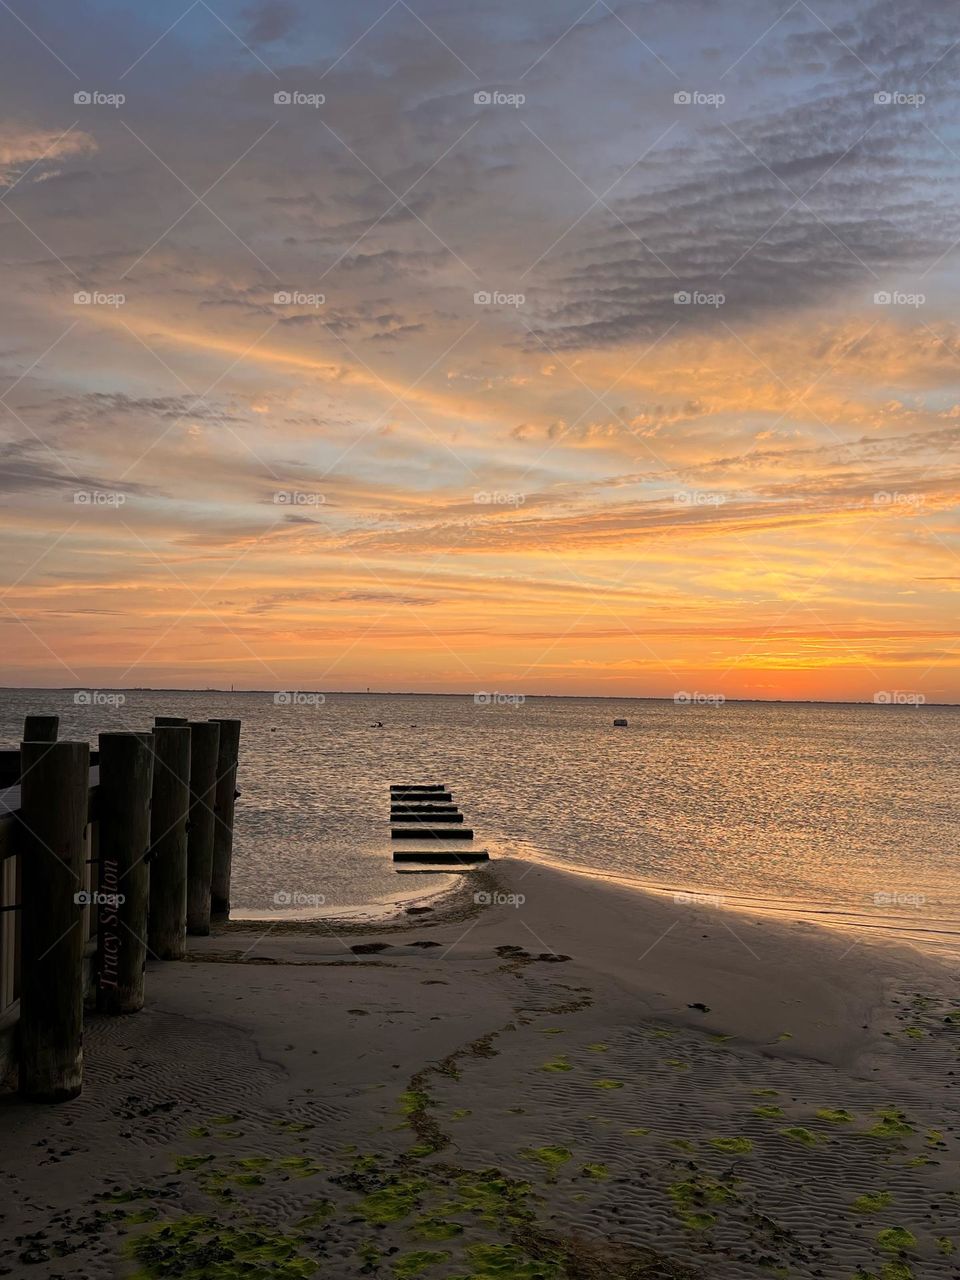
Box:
[1,720,493,1103]
[0,714,241,1101]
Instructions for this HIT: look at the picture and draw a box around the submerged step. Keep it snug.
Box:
[393,850,489,864]
[391,812,461,821]
[391,812,464,823]
[392,827,474,840]
[387,781,485,857]
[390,803,459,813]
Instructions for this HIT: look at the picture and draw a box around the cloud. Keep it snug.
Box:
[241,1,300,44]
[0,441,154,499]
[331,589,439,606]
[0,125,96,188]
[0,0,957,695]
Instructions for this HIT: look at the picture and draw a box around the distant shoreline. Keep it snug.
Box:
[1,688,958,708]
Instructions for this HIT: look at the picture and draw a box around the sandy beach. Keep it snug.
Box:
[1,857,957,1279]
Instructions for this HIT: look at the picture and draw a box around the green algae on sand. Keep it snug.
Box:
[392,1248,453,1276]
[519,1146,572,1179]
[708,1137,753,1154]
[412,1217,464,1241]
[358,1176,433,1225]
[125,1214,317,1279]
[668,1173,739,1232]
[867,1109,915,1139]
[460,1241,561,1279]
[851,1192,893,1214]
[876,1226,918,1252]
[779,1126,821,1147]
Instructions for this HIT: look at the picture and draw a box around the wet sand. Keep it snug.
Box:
[1,857,957,1278]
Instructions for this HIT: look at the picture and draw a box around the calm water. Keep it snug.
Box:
[2,691,958,956]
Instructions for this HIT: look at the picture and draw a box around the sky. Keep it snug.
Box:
[1,0,960,700]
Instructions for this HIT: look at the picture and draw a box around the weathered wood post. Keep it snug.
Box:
[23,714,59,742]
[210,719,241,919]
[186,721,219,936]
[148,725,191,959]
[19,739,90,1101]
[154,716,188,726]
[96,732,154,1015]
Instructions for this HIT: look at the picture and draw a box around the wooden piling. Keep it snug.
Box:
[19,739,90,1101]
[23,714,59,742]
[147,725,191,960]
[96,732,154,1015]
[186,721,220,936]
[209,719,241,918]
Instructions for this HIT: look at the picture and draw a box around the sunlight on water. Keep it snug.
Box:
[1,691,957,954]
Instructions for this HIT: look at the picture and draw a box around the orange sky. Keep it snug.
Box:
[1,0,959,701]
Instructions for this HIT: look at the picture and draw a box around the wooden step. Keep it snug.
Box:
[390,804,459,813]
[391,813,464,823]
[391,792,452,803]
[392,827,474,840]
[393,850,489,864]
[391,812,461,820]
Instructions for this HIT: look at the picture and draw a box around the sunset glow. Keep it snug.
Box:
[2,0,959,700]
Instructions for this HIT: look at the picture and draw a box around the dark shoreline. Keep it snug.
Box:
[2,688,958,708]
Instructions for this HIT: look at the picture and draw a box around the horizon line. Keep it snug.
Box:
[0,687,956,709]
